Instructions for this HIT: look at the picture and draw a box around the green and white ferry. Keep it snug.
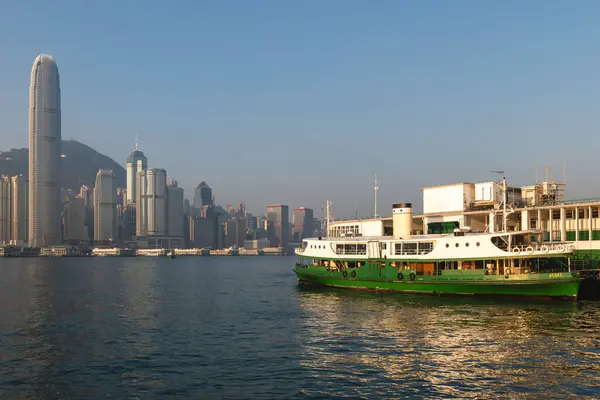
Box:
[294,201,582,300]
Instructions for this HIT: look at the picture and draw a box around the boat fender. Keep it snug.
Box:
[397,272,404,280]
[409,273,416,281]
[526,246,534,254]
[343,270,348,277]
[512,247,520,253]
[351,270,356,278]
[540,245,549,253]
[557,245,565,252]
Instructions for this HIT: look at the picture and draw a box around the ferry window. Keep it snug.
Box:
[335,244,344,254]
[402,243,418,255]
[476,242,480,246]
[552,210,560,219]
[465,243,469,247]
[578,209,584,219]
[530,218,537,229]
[446,244,449,248]
[357,244,367,254]
[394,243,402,254]
[593,208,599,218]
[418,242,433,254]
[382,243,387,250]
[566,210,573,219]
[455,243,459,247]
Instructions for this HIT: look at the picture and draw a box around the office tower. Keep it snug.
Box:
[146,168,167,236]
[183,198,191,216]
[64,197,89,242]
[0,176,11,244]
[136,170,147,236]
[126,138,147,205]
[93,169,116,241]
[194,181,213,208]
[29,54,61,247]
[11,175,28,245]
[293,207,314,241]
[266,204,289,248]
[167,180,184,238]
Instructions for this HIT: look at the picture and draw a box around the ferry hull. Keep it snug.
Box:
[294,271,581,300]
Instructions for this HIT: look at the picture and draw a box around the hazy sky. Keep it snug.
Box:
[1,1,600,218]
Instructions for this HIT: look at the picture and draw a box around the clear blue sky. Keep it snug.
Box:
[1,1,600,218]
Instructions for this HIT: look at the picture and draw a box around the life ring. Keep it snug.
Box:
[526,246,534,254]
[397,272,404,280]
[409,273,416,281]
[512,247,520,253]
[342,270,348,277]
[557,245,565,253]
[540,245,549,253]
[351,270,356,278]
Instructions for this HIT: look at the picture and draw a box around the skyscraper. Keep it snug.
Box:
[194,181,213,209]
[167,181,184,238]
[126,138,147,205]
[266,204,289,248]
[146,168,167,236]
[11,175,28,245]
[292,207,314,241]
[29,54,61,247]
[93,169,116,242]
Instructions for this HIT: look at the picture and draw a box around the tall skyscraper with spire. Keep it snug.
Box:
[126,136,147,204]
[29,54,61,247]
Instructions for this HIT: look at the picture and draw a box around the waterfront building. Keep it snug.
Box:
[10,175,28,245]
[326,179,600,257]
[29,54,61,247]
[0,176,11,244]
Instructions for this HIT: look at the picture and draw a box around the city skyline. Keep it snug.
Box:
[3,3,600,216]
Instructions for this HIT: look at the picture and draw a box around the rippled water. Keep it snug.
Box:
[0,257,599,399]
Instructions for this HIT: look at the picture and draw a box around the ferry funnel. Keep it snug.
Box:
[392,203,412,239]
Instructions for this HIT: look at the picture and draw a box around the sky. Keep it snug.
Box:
[1,1,600,219]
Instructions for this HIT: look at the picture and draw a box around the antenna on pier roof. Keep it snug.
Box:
[373,174,379,218]
[135,134,140,151]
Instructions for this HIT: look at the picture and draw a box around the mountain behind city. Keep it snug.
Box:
[0,139,126,191]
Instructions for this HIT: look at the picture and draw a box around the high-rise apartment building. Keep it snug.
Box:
[29,54,61,247]
[266,204,289,248]
[126,138,147,205]
[93,169,116,241]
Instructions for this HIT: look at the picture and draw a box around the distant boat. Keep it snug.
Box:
[169,249,176,259]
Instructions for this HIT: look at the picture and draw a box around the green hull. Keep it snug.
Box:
[294,267,581,300]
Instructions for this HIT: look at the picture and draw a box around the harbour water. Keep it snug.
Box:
[0,257,599,399]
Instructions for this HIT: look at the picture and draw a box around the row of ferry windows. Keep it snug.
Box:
[445,242,481,248]
[331,242,435,255]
